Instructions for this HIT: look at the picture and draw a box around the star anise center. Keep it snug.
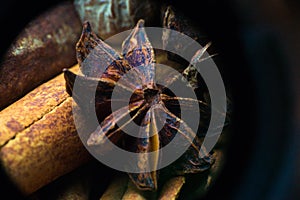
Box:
[143,88,160,105]
[63,17,224,191]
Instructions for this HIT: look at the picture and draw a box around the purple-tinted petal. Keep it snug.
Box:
[122,19,155,87]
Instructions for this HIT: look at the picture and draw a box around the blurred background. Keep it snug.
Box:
[0,0,299,199]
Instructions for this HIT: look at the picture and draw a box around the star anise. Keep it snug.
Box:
[64,19,220,191]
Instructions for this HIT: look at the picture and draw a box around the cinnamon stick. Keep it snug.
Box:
[0,65,92,195]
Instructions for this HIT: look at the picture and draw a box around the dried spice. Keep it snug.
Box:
[0,65,92,195]
[158,176,185,200]
[64,19,223,192]
[162,6,206,47]
[162,5,231,135]
[100,174,186,200]
[74,0,160,39]
[0,2,82,110]
[100,174,128,200]
[162,6,209,66]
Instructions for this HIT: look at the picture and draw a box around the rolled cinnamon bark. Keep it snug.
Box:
[0,65,92,195]
[0,1,82,110]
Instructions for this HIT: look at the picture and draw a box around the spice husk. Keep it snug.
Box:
[74,0,160,39]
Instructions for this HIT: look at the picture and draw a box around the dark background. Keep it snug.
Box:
[0,0,299,199]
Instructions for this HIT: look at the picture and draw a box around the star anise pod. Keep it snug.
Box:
[64,19,219,191]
